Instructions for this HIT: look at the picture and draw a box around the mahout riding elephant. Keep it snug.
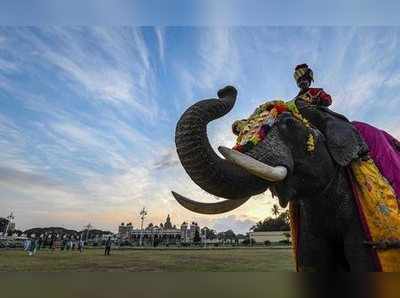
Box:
[172,86,380,271]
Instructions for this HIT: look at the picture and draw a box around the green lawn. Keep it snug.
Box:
[0,247,295,272]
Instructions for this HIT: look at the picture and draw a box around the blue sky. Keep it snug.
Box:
[1,1,400,26]
[1,27,399,233]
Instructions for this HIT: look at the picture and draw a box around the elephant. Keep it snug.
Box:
[172,85,380,271]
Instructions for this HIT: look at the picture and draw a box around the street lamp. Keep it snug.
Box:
[139,207,147,247]
[4,212,14,238]
[84,223,92,243]
[201,228,207,248]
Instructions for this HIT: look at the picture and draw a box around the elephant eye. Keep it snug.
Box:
[281,117,296,128]
[278,117,300,137]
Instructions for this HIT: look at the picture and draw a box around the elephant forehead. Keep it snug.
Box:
[245,126,294,171]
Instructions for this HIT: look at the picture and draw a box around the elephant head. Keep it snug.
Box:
[172,86,338,214]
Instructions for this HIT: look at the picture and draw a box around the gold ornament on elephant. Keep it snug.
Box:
[232,99,316,154]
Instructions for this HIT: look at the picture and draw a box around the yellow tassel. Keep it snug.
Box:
[306,133,315,152]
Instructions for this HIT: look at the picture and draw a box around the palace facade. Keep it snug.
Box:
[118,215,201,245]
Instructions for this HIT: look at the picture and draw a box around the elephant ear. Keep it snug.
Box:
[294,104,369,166]
[324,118,369,166]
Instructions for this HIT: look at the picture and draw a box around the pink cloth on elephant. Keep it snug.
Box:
[352,121,400,201]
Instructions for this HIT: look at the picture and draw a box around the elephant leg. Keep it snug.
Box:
[298,231,336,271]
[343,224,377,271]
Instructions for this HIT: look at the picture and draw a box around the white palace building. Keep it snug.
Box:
[118,215,201,245]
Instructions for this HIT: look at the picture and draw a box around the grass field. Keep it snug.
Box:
[0,247,295,272]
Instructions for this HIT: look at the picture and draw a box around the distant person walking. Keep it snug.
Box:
[37,237,43,250]
[61,238,67,251]
[104,237,112,256]
[78,239,84,253]
[28,238,37,256]
[65,238,70,251]
[24,238,31,251]
[49,236,55,251]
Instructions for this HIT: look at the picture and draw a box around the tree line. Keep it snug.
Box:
[250,204,290,232]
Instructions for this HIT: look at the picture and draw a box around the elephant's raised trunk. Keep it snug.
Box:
[175,89,269,200]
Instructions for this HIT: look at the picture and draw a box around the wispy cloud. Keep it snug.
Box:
[152,147,180,170]
[0,113,34,172]
[3,27,161,123]
[212,215,256,234]
[174,28,241,107]
[197,28,240,89]
[0,58,17,71]
[385,73,400,88]
[0,34,6,47]
[154,27,165,65]
[0,166,68,192]
[47,52,135,104]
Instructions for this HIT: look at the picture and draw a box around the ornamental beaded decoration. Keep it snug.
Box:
[233,100,316,154]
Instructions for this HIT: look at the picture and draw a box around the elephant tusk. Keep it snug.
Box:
[218,146,287,182]
[171,191,250,215]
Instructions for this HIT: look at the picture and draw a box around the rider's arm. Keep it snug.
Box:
[318,89,332,107]
[306,88,332,107]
